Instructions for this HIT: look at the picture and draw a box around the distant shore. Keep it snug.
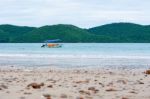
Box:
[0,67,150,99]
[1,23,150,43]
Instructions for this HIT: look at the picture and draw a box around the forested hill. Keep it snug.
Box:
[0,25,36,42]
[0,23,150,43]
[88,23,150,42]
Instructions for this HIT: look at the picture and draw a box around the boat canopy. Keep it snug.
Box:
[44,39,61,43]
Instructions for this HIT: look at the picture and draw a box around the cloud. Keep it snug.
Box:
[0,0,149,28]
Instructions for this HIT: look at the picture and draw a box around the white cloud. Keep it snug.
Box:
[0,0,149,28]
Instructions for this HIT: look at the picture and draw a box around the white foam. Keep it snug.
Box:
[0,53,150,59]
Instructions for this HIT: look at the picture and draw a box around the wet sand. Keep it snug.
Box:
[0,67,150,99]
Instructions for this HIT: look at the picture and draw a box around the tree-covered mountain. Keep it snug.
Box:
[88,23,150,42]
[0,24,36,42]
[0,23,150,43]
[20,24,101,43]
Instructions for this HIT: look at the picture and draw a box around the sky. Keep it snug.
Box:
[0,0,149,28]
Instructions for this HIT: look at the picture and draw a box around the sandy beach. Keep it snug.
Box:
[0,67,150,99]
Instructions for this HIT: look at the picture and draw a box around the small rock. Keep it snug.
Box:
[106,88,117,92]
[43,94,51,99]
[129,91,137,94]
[74,80,89,84]
[88,87,95,91]
[40,82,45,86]
[145,70,150,74]
[99,82,104,87]
[27,82,44,89]
[73,85,77,87]
[122,97,129,99]
[47,97,51,99]
[0,84,8,89]
[60,94,67,98]
[79,90,90,95]
[137,80,144,84]
[88,87,99,93]
[47,85,53,88]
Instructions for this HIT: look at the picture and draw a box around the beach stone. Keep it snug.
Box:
[137,80,144,84]
[122,97,129,99]
[60,94,67,98]
[43,94,51,99]
[145,75,148,77]
[93,89,99,93]
[40,82,45,86]
[0,84,8,89]
[99,82,105,87]
[47,85,53,88]
[47,97,51,99]
[73,85,77,87]
[88,87,95,91]
[106,88,117,92]
[129,91,137,94]
[27,82,44,89]
[145,70,150,74]
[79,90,91,95]
[88,87,99,93]
[74,80,89,84]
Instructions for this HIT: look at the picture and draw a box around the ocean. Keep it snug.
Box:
[0,43,150,69]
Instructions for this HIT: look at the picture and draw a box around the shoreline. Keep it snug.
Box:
[0,67,150,99]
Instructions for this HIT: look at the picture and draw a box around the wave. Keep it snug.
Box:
[1,53,150,59]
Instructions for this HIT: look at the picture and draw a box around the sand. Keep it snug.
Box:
[0,67,150,99]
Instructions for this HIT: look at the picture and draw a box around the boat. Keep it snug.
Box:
[41,39,62,48]
[46,43,62,48]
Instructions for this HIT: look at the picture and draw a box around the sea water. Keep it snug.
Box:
[0,43,150,69]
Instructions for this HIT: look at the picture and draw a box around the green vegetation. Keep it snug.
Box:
[21,24,99,43]
[0,23,150,43]
[88,23,150,42]
[0,24,36,42]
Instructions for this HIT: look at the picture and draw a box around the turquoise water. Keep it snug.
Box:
[0,43,150,69]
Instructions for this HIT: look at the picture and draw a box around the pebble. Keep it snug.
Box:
[145,70,150,74]
[106,88,117,91]
[27,82,44,89]
[76,96,84,99]
[60,94,67,98]
[43,94,51,99]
